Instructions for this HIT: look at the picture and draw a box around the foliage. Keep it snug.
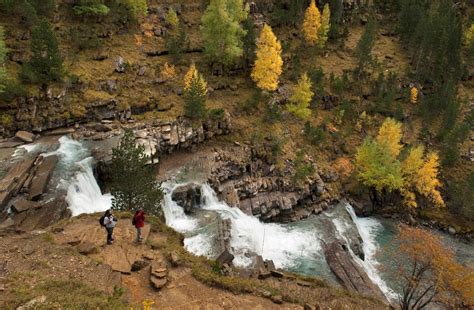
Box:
[241,89,261,114]
[159,62,177,81]
[0,26,7,94]
[166,20,189,63]
[184,69,207,120]
[327,0,343,39]
[356,118,444,209]
[242,16,256,66]
[302,0,321,46]
[304,121,325,145]
[28,0,55,17]
[410,87,418,104]
[449,172,474,220]
[263,102,282,124]
[391,226,474,309]
[110,130,163,215]
[371,71,398,116]
[18,0,39,28]
[184,63,198,90]
[293,149,315,184]
[287,73,313,120]
[355,16,376,76]
[272,0,305,26]
[355,137,403,194]
[166,7,179,28]
[201,0,248,67]
[317,3,330,48]
[73,0,110,16]
[123,0,147,20]
[209,108,225,120]
[375,117,402,158]
[20,18,63,85]
[251,24,283,91]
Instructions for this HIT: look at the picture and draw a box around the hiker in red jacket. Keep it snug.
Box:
[132,209,145,243]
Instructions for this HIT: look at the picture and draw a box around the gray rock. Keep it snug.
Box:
[77,242,97,255]
[138,66,147,76]
[448,226,456,235]
[15,131,35,143]
[115,56,126,73]
[171,183,201,214]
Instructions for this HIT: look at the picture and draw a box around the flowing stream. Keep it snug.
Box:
[6,137,472,303]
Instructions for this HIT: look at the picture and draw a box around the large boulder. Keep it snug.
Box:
[15,131,35,143]
[171,183,202,214]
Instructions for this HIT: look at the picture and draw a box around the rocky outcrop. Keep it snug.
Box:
[171,183,202,214]
[319,219,388,304]
[206,147,340,223]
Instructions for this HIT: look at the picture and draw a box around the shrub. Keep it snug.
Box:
[304,121,325,145]
[209,108,225,121]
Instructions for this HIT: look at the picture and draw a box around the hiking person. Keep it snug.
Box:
[132,208,145,243]
[102,209,117,245]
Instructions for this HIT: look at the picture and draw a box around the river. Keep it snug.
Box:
[4,136,473,303]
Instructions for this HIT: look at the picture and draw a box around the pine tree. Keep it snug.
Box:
[355,15,376,75]
[20,18,63,85]
[317,3,330,49]
[165,11,189,63]
[201,0,248,67]
[111,130,163,215]
[272,0,305,26]
[242,16,256,67]
[0,26,7,94]
[328,0,343,39]
[29,0,55,17]
[124,0,147,20]
[302,0,321,46]
[287,73,313,120]
[251,24,283,91]
[376,118,402,158]
[184,70,207,120]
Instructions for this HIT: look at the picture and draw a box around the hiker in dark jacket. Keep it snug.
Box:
[133,209,145,243]
[103,209,117,245]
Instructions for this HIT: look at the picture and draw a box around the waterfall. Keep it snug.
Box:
[344,204,398,301]
[65,157,112,216]
[43,136,112,216]
[162,183,322,269]
[161,182,198,232]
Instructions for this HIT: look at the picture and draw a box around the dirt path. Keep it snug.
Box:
[53,215,302,309]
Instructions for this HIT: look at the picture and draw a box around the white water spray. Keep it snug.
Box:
[162,183,322,269]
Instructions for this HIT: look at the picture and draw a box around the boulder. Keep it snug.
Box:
[11,198,40,213]
[216,249,234,267]
[77,242,97,255]
[171,183,202,214]
[131,260,150,272]
[114,56,126,73]
[15,131,35,143]
[29,155,58,201]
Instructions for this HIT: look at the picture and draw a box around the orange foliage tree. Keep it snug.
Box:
[391,226,473,309]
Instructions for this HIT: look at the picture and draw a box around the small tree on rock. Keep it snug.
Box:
[251,24,283,91]
[111,130,163,215]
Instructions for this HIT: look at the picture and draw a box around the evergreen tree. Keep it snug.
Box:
[29,0,55,17]
[302,0,321,46]
[287,73,313,120]
[19,0,39,28]
[184,70,207,120]
[355,15,376,76]
[111,130,163,215]
[166,7,179,28]
[166,13,189,63]
[20,18,63,85]
[201,0,248,68]
[273,0,305,26]
[327,0,343,39]
[317,3,330,48]
[242,16,256,67]
[73,0,110,17]
[251,24,283,91]
[0,26,7,94]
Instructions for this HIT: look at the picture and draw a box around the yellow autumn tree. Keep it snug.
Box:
[303,0,321,46]
[251,24,283,91]
[376,118,402,158]
[414,152,444,207]
[317,3,330,48]
[184,63,198,90]
[465,22,474,46]
[287,73,313,120]
[401,146,425,208]
[410,87,418,104]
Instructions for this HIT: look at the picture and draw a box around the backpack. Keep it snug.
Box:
[99,214,106,227]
